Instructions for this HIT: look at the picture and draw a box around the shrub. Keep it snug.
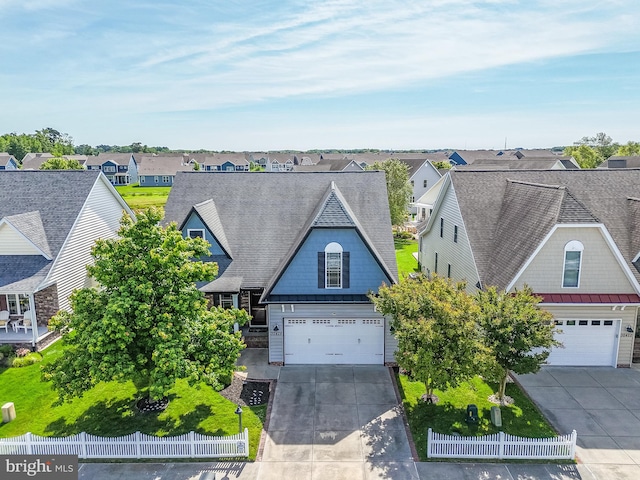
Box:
[0,344,13,357]
[15,348,31,358]
[11,352,43,368]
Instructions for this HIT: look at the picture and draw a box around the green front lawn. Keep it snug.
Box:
[394,237,419,277]
[398,374,557,461]
[0,342,265,460]
[115,184,171,211]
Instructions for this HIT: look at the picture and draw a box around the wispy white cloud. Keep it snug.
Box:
[2,0,640,148]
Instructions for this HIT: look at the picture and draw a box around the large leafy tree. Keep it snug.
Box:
[43,209,249,403]
[370,275,481,402]
[40,157,83,170]
[366,159,412,226]
[476,286,558,403]
[564,132,619,168]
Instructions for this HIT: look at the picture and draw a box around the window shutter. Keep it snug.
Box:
[342,252,350,288]
[318,252,325,288]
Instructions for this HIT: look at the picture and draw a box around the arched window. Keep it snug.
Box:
[325,242,343,288]
[563,240,584,288]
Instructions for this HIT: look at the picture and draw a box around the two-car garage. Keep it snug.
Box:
[283,317,385,364]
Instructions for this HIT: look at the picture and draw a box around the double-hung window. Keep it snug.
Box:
[325,242,342,288]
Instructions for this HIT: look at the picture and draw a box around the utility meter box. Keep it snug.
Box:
[490,406,502,427]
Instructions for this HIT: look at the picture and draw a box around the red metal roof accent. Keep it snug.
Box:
[537,293,640,303]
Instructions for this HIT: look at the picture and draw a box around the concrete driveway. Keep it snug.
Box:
[515,367,640,480]
[260,365,417,480]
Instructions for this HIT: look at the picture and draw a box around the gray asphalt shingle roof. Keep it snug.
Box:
[163,171,398,292]
[0,170,103,292]
[448,169,640,289]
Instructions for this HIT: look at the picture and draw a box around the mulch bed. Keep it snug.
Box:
[136,396,170,413]
[219,374,271,407]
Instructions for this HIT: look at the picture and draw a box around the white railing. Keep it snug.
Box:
[0,429,249,459]
[427,428,576,460]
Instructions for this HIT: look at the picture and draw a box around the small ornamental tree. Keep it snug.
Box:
[476,286,559,403]
[370,275,481,402]
[366,159,412,226]
[43,209,249,404]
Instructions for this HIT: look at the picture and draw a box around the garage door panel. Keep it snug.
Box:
[546,320,619,367]
[284,318,384,364]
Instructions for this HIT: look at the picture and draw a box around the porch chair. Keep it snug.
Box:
[15,310,33,333]
[0,310,9,333]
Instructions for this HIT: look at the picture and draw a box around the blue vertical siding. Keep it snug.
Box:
[181,213,227,256]
[270,228,391,296]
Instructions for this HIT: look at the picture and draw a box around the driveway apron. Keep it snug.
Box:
[259,365,418,480]
[515,367,640,480]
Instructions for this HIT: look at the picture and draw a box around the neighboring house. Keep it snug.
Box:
[448,150,504,166]
[0,171,133,348]
[297,158,364,172]
[201,153,250,172]
[136,156,195,186]
[418,169,640,367]
[0,153,18,170]
[599,156,640,169]
[163,171,398,365]
[86,153,139,185]
[21,152,54,169]
[452,157,576,170]
[399,158,442,215]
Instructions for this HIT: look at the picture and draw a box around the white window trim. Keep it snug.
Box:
[562,240,584,288]
[325,242,343,289]
[187,229,205,239]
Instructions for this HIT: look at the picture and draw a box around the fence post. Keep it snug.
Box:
[426,428,432,459]
[244,428,249,457]
[569,430,577,459]
[80,432,87,459]
[498,431,505,459]
[189,431,195,458]
[135,431,141,459]
[25,432,32,455]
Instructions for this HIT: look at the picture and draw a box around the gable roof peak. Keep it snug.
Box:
[311,182,357,228]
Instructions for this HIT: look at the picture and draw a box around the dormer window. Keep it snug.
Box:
[187,229,205,239]
[563,240,583,288]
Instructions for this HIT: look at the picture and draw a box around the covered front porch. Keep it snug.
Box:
[0,325,52,346]
[0,291,52,348]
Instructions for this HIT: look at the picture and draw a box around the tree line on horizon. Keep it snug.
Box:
[2,128,639,169]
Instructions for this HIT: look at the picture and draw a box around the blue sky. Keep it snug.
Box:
[1,0,639,151]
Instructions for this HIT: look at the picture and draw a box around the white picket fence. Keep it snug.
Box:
[427,428,577,460]
[0,429,249,459]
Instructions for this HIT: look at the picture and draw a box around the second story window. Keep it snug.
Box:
[562,240,584,288]
[434,252,438,274]
[440,218,444,237]
[187,229,205,239]
[423,179,427,188]
[325,242,343,288]
[454,225,458,243]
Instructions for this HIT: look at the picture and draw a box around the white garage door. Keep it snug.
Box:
[546,319,619,366]
[284,318,384,364]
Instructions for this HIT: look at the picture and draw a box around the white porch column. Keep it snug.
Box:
[28,294,37,347]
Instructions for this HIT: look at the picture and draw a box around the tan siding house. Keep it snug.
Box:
[418,170,640,367]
